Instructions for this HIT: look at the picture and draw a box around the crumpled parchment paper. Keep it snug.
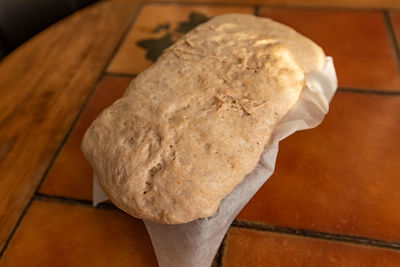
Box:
[93,57,338,267]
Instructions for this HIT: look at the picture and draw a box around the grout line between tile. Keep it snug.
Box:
[212,234,227,267]
[103,2,144,72]
[35,193,93,206]
[219,234,227,267]
[34,83,101,194]
[0,119,78,258]
[34,2,143,198]
[8,189,400,256]
[0,4,144,259]
[0,199,34,258]
[383,10,400,71]
[104,72,138,78]
[338,87,400,95]
[232,220,400,251]
[0,78,100,257]
[34,193,119,210]
[0,77,102,258]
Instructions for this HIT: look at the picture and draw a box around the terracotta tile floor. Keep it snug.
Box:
[238,92,400,241]
[259,8,400,91]
[0,201,157,267]
[3,2,400,267]
[224,228,400,266]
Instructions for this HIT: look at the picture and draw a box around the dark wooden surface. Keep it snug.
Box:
[0,1,140,251]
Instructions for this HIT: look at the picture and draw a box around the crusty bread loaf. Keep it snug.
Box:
[82,14,325,224]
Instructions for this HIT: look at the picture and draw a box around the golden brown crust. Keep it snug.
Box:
[82,14,325,224]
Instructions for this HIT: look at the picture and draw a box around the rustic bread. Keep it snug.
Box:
[82,14,325,224]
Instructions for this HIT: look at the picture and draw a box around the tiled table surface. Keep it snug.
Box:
[1,1,400,266]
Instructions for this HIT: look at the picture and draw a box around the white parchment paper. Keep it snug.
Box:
[93,57,337,267]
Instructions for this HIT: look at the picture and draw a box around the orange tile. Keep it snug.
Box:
[238,92,400,241]
[260,9,400,91]
[223,227,400,267]
[107,3,253,75]
[0,200,157,267]
[39,76,133,200]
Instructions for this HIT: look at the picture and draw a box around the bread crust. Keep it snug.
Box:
[82,14,325,224]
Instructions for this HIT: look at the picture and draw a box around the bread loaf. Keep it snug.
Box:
[82,14,325,224]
